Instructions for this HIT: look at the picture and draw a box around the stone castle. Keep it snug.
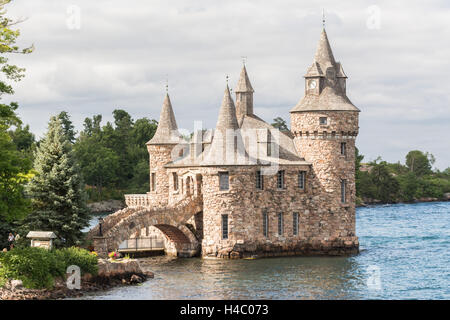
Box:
[91,27,360,259]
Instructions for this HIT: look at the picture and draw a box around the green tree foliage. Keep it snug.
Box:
[57,111,76,143]
[0,0,33,245]
[356,150,449,204]
[74,111,157,199]
[74,129,119,194]
[405,150,434,176]
[25,117,89,246]
[271,117,289,132]
[355,147,364,197]
[369,159,400,203]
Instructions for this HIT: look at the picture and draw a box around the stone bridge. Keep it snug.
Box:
[88,195,203,257]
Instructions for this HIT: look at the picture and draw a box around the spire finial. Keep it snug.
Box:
[322,8,325,28]
[241,56,247,66]
[165,74,169,93]
[226,74,229,86]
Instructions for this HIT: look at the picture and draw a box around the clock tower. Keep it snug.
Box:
[290,27,360,248]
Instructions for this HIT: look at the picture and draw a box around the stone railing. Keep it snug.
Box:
[124,194,152,208]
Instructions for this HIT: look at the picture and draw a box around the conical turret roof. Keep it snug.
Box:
[235,65,254,93]
[313,28,336,69]
[147,93,183,145]
[202,85,248,165]
[215,85,239,131]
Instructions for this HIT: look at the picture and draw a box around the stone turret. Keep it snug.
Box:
[235,65,254,122]
[290,28,360,246]
[146,93,183,206]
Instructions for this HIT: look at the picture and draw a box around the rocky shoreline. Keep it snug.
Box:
[87,200,125,213]
[0,258,153,300]
[357,193,450,207]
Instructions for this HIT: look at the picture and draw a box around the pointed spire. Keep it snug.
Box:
[313,28,336,68]
[216,85,239,130]
[202,84,248,165]
[147,93,182,145]
[235,65,254,93]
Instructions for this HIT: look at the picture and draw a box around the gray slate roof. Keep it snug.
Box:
[235,65,254,93]
[147,93,183,145]
[201,85,249,165]
[291,28,359,113]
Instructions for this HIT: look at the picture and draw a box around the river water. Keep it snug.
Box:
[82,201,449,300]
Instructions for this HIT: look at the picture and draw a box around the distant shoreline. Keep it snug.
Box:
[357,197,450,207]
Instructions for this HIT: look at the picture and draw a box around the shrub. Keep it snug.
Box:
[0,247,55,289]
[0,246,98,289]
[55,247,98,276]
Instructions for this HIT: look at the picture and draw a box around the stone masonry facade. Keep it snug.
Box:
[92,27,360,259]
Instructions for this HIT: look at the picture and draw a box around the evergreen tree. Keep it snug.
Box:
[25,116,89,246]
[57,111,76,143]
[271,117,289,132]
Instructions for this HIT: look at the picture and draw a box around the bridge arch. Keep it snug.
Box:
[90,195,203,258]
[104,210,199,257]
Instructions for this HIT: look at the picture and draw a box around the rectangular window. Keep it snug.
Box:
[219,172,229,191]
[298,171,306,190]
[222,214,229,240]
[256,170,264,190]
[341,179,347,203]
[277,213,283,236]
[341,142,347,156]
[319,117,327,125]
[151,173,156,191]
[262,211,268,237]
[266,130,272,157]
[173,172,178,191]
[293,212,299,236]
[277,170,285,189]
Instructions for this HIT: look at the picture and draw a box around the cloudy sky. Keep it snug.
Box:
[5,0,450,169]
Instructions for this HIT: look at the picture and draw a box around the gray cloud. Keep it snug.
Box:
[5,0,450,169]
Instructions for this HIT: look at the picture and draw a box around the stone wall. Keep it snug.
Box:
[147,144,175,207]
[199,165,358,259]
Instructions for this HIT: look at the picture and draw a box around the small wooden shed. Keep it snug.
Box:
[26,231,57,250]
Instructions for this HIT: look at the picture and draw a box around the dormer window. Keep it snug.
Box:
[319,117,327,125]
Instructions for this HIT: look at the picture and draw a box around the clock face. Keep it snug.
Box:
[308,80,317,89]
